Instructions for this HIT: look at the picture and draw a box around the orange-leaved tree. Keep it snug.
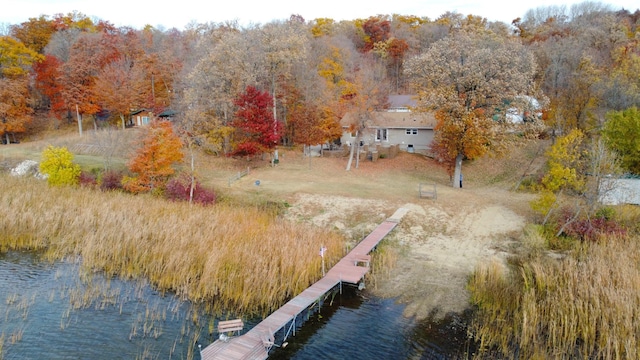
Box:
[124,120,183,193]
[0,36,43,144]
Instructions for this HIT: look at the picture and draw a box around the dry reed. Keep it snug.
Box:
[0,174,344,316]
[469,235,640,359]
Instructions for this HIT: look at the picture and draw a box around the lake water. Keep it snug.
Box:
[0,251,473,359]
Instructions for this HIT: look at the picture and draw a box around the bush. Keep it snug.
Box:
[231,142,262,157]
[78,171,97,188]
[39,146,81,186]
[100,170,123,191]
[165,174,216,205]
[557,207,627,242]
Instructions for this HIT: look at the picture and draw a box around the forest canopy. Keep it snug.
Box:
[0,4,638,173]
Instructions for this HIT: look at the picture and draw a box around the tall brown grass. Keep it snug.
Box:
[0,174,344,316]
[468,234,640,359]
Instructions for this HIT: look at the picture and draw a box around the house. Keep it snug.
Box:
[599,178,640,205]
[503,95,543,124]
[340,95,436,155]
[129,109,154,127]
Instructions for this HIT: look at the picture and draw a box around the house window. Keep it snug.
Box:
[405,129,418,135]
[142,116,150,125]
[376,128,388,141]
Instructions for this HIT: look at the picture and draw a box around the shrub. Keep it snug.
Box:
[557,207,627,242]
[78,171,97,188]
[100,170,123,191]
[39,145,81,186]
[165,174,216,205]
[231,142,262,157]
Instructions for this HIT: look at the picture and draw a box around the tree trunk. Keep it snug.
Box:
[76,105,83,136]
[346,131,359,171]
[120,114,126,130]
[452,153,463,188]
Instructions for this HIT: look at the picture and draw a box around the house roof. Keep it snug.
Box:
[388,95,417,109]
[130,109,150,116]
[341,110,436,129]
[158,109,177,117]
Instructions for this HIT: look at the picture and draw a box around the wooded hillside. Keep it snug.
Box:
[1,4,638,169]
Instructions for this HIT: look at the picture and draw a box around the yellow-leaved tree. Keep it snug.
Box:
[531,129,586,223]
[39,146,81,186]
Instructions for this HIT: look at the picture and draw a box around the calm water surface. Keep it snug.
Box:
[0,251,472,360]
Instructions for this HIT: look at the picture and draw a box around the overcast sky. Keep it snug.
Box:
[2,0,639,29]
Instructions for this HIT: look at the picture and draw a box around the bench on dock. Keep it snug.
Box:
[217,319,244,336]
[419,182,437,199]
[351,254,371,267]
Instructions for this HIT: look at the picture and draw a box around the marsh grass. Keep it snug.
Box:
[0,174,344,317]
[469,234,640,359]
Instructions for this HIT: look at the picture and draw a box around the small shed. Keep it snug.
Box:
[130,109,154,127]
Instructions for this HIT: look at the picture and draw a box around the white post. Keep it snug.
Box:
[320,245,326,276]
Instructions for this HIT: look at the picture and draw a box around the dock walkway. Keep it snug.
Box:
[200,208,408,360]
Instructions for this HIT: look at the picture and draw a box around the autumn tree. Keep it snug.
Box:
[310,18,336,37]
[531,129,621,236]
[33,54,64,114]
[405,31,537,187]
[183,26,261,155]
[0,36,43,144]
[232,86,281,157]
[10,15,57,54]
[94,56,145,129]
[601,107,640,174]
[531,129,586,223]
[289,101,326,151]
[361,15,391,52]
[311,36,367,160]
[124,120,184,193]
[39,145,81,186]
[343,58,389,171]
[57,34,103,123]
[260,20,308,153]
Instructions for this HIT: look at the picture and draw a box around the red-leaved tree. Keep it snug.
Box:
[232,86,281,157]
[33,54,65,115]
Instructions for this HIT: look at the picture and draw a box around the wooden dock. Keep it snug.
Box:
[200,208,408,360]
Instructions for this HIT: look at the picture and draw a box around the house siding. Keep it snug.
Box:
[389,128,434,154]
[599,178,640,205]
[340,127,434,155]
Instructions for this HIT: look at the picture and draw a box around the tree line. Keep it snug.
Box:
[1,4,639,174]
